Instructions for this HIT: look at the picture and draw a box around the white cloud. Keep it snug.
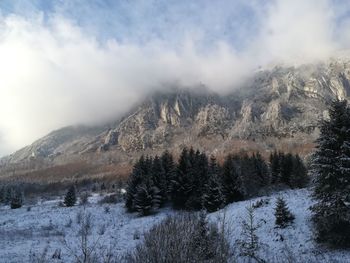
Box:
[0,14,248,155]
[0,0,350,156]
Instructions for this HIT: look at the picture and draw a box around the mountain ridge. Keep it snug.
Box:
[2,58,350,170]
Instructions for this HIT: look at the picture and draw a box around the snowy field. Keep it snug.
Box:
[0,189,349,263]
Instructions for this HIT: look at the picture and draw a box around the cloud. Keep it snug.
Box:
[0,0,350,156]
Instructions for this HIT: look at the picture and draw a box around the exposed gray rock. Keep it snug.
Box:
[3,58,350,166]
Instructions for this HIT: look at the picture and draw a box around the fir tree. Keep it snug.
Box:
[290,154,308,188]
[311,99,350,247]
[202,176,225,213]
[237,206,265,263]
[201,156,225,212]
[64,185,77,207]
[185,150,208,210]
[134,183,161,216]
[274,197,295,228]
[194,151,210,208]
[10,188,23,209]
[171,148,194,209]
[270,151,281,184]
[222,154,244,203]
[280,153,293,186]
[160,150,176,199]
[241,153,260,197]
[253,152,270,188]
[125,156,146,212]
[151,155,167,206]
[339,141,350,202]
[5,187,13,205]
[0,186,4,204]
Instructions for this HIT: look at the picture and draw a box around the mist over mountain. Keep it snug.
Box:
[2,2,350,262]
[2,0,350,156]
[1,57,349,170]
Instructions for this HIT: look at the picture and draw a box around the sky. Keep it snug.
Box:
[0,0,350,156]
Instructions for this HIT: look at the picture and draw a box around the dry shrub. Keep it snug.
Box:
[126,212,230,263]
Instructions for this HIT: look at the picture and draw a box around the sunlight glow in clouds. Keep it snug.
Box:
[0,0,350,156]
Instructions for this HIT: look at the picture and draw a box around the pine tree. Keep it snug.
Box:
[64,185,77,207]
[339,141,350,202]
[270,151,281,184]
[201,156,225,212]
[222,154,244,203]
[238,206,265,263]
[290,154,308,188]
[171,148,194,209]
[0,186,4,204]
[241,153,260,197]
[160,150,176,199]
[134,183,161,216]
[4,187,12,205]
[196,152,209,202]
[274,197,295,228]
[125,156,146,212]
[280,153,293,186]
[311,99,350,247]
[185,150,209,210]
[151,155,167,206]
[10,188,23,209]
[202,176,225,213]
[253,152,270,188]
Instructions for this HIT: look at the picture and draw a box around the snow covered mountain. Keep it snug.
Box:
[2,58,350,169]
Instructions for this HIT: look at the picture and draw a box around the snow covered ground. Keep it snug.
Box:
[0,189,349,262]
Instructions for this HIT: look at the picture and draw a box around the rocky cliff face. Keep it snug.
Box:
[3,58,350,166]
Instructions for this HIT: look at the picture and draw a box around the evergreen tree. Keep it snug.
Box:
[64,185,77,207]
[311,99,350,247]
[274,197,295,228]
[222,154,244,203]
[186,150,209,210]
[202,176,225,213]
[151,155,167,206]
[241,153,260,197]
[339,141,350,202]
[290,154,308,188]
[238,206,265,263]
[280,153,293,186]
[0,186,4,204]
[253,152,270,188]
[160,150,176,199]
[201,156,225,212]
[171,148,194,209]
[134,183,161,216]
[4,187,12,205]
[270,151,281,184]
[125,156,146,212]
[10,188,23,209]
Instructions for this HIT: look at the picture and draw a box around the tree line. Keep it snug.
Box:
[0,186,24,209]
[311,99,350,247]
[125,148,308,216]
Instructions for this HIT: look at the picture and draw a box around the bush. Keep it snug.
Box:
[64,186,77,207]
[126,213,230,263]
[79,191,90,206]
[98,193,120,204]
[274,197,295,228]
[10,188,23,209]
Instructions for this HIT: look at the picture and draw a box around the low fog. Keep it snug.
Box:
[1,0,350,156]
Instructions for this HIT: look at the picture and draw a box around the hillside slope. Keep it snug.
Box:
[0,189,349,262]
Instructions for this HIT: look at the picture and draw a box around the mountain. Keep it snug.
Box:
[2,58,350,172]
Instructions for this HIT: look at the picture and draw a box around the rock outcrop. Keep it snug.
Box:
[3,58,350,166]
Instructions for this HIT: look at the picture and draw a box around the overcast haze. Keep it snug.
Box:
[0,0,350,156]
